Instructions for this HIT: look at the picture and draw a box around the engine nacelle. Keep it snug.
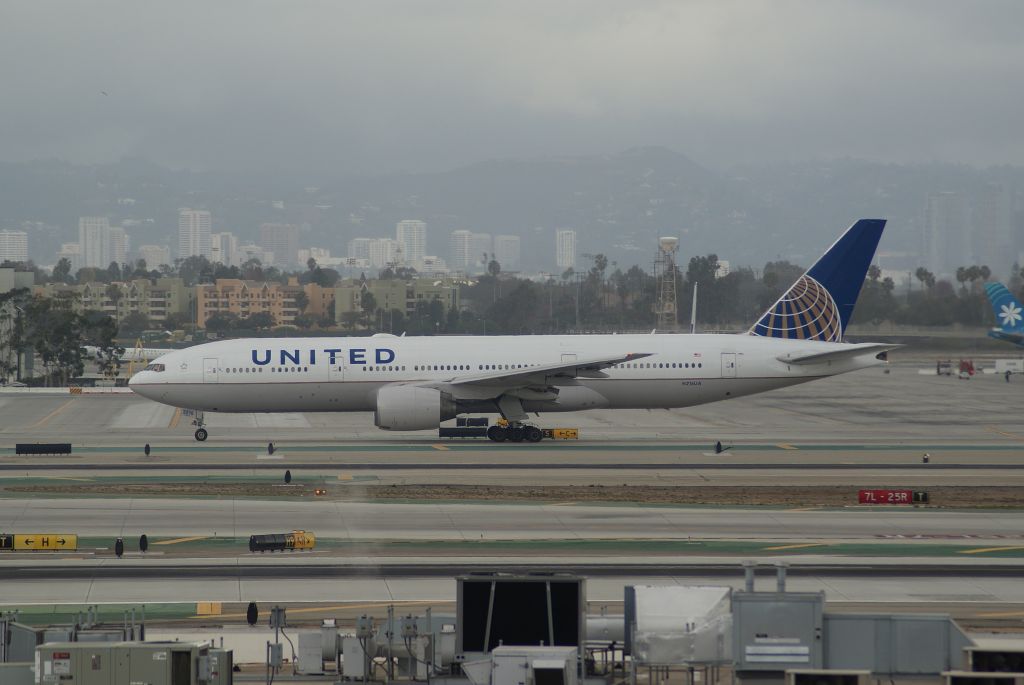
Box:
[374,386,457,431]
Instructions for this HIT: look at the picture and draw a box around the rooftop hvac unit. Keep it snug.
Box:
[456,574,584,662]
[491,646,579,685]
[733,591,825,672]
[625,585,732,665]
[296,632,324,675]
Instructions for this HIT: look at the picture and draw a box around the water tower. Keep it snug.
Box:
[654,236,679,330]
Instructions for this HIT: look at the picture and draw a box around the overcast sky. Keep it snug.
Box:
[2,1,1022,177]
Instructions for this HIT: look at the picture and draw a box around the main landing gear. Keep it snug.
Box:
[486,421,543,443]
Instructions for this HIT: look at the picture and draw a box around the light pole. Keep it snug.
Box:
[13,305,24,382]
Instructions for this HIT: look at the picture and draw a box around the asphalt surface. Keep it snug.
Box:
[3,497,1024,540]
[1,363,1021,447]
[2,361,1024,612]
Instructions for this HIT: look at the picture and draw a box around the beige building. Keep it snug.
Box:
[0,267,35,294]
[195,278,334,328]
[34,278,193,325]
[334,278,459,325]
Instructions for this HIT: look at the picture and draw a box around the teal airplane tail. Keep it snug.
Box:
[984,281,1024,347]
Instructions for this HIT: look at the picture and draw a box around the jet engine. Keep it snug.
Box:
[374,386,458,430]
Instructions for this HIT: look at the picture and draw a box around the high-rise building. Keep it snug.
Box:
[450,231,494,272]
[973,184,1013,277]
[79,217,111,269]
[493,234,521,269]
[471,233,492,269]
[211,232,239,267]
[348,238,374,260]
[922,193,966,277]
[449,230,474,270]
[57,243,82,274]
[396,220,426,266]
[137,245,172,269]
[238,243,273,266]
[178,209,212,260]
[556,229,576,270]
[0,230,28,263]
[297,247,332,267]
[258,223,300,267]
[369,238,401,269]
[108,226,129,266]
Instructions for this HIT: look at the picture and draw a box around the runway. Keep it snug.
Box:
[1,365,1023,488]
[3,497,1024,541]
[1,364,1022,447]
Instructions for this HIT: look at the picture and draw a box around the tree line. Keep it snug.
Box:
[0,288,121,385]
[4,251,1022,348]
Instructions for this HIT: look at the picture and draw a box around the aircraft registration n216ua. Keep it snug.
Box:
[130,219,896,443]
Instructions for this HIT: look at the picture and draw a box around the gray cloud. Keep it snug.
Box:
[2,1,1023,175]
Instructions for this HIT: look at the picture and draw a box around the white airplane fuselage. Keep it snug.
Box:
[128,333,885,416]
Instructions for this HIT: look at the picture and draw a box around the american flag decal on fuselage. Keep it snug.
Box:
[749,275,842,342]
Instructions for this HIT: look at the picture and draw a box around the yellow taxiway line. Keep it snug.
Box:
[959,545,1024,555]
[153,536,210,546]
[762,542,825,551]
[29,399,75,429]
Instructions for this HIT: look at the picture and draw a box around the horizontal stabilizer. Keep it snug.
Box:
[776,343,901,365]
[988,330,1024,347]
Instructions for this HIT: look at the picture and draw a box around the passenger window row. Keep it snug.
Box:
[618,362,703,369]
[217,360,703,374]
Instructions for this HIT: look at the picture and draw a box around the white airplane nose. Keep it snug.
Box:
[128,372,148,396]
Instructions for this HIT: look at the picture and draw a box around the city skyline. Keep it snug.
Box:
[3,149,1023,284]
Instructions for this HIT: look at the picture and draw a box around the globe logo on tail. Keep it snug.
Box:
[750,275,843,342]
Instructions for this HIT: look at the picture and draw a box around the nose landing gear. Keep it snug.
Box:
[189,410,208,441]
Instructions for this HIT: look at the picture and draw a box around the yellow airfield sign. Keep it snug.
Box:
[0,533,79,551]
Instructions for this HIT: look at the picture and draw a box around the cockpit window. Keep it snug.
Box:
[143,363,165,372]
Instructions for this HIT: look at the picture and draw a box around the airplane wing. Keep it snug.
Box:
[447,352,653,387]
[776,343,902,365]
[411,351,652,414]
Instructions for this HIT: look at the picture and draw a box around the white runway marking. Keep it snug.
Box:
[109,402,175,429]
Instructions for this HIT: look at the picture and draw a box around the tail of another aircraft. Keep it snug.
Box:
[985,282,1024,333]
[748,219,886,342]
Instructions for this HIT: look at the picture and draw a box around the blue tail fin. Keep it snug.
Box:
[985,282,1024,332]
[749,219,886,342]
